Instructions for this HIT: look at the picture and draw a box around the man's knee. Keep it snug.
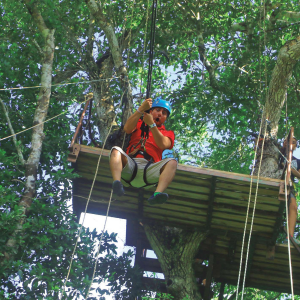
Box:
[160,159,177,174]
[168,159,178,170]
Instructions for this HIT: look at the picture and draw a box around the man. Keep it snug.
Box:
[281,137,300,245]
[109,97,177,205]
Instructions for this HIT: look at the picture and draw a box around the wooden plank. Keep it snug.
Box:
[216,181,278,197]
[214,197,280,212]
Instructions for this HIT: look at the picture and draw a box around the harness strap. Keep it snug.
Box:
[122,159,138,187]
[143,159,154,186]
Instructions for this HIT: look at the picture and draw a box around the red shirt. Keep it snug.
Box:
[126,119,175,163]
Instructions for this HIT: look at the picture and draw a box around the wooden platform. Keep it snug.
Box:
[69,144,300,295]
[70,144,284,243]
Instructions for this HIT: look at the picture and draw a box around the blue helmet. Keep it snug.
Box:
[152,98,172,116]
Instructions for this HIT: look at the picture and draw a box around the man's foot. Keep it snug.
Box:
[112,180,125,197]
[147,192,168,205]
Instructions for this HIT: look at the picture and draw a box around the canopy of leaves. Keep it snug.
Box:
[1,0,300,298]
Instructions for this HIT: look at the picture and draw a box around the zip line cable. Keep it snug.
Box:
[146,0,157,99]
[0,77,120,92]
[140,0,157,140]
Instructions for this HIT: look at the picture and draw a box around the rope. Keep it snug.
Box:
[146,0,157,99]
[241,117,268,298]
[285,172,295,299]
[139,0,150,100]
[85,190,113,299]
[140,0,158,140]
[235,113,265,300]
[0,77,120,91]
[62,89,127,297]
[0,98,88,142]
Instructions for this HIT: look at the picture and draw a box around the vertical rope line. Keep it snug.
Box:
[285,172,295,299]
[146,0,158,98]
[241,117,268,299]
[140,0,150,100]
[235,111,264,300]
[85,189,113,299]
[62,90,127,298]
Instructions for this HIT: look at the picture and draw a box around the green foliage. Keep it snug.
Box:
[2,0,300,299]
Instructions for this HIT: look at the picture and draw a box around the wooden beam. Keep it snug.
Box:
[206,177,216,229]
[204,254,214,300]
[75,144,283,187]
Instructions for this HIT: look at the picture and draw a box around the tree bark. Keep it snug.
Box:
[252,36,300,177]
[5,1,55,260]
[264,36,300,138]
[144,223,207,300]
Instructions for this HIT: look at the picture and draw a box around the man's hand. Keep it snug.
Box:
[139,98,152,113]
[143,112,154,126]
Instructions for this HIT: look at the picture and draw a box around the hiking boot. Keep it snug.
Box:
[147,192,168,205]
[112,180,125,197]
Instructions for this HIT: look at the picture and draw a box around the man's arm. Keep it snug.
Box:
[150,126,172,150]
[123,98,152,134]
[143,112,172,150]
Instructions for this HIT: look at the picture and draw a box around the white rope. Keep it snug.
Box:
[241,118,268,299]
[285,172,295,299]
[235,115,265,299]
[62,88,127,297]
[0,98,88,142]
[0,77,120,91]
[85,190,113,299]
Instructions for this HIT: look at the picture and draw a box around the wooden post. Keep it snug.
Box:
[135,189,144,267]
[204,254,214,300]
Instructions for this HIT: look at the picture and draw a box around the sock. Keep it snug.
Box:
[154,192,161,196]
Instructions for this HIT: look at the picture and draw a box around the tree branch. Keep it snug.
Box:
[0,98,25,165]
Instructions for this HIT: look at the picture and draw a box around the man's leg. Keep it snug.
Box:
[288,196,298,238]
[155,159,177,193]
[110,148,128,196]
[148,159,177,205]
[110,148,128,181]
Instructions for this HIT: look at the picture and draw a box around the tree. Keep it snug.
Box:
[0,1,142,298]
[1,0,300,299]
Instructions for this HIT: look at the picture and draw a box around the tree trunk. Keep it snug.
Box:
[5,1,55,260]
[253,139,283,179]
[86,0,133,145]
[264,36,300,138]
[144,223,207,300]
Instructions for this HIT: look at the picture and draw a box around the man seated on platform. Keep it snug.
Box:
[280,137,300,245]
[109,97,177,205]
